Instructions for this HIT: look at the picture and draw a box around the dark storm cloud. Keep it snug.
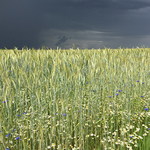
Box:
[0,0,150,49]
[41,0,150,11]
[0,0,44,49]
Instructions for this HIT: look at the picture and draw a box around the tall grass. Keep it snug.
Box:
[0,48,150,150]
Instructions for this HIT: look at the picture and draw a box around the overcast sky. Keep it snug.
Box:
[1,0,150,50]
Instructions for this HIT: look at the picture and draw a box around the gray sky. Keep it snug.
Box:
[0,0,150,49]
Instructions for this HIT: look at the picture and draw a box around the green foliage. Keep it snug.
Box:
[0,48,150,150]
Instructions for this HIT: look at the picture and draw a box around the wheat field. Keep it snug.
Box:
[0,48,150,150]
